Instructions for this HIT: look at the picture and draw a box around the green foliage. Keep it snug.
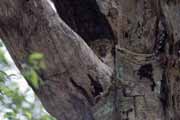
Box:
[28,52,46,70]
[0,71,7,82]
[4,112,17,120]
[0,79,55,120]
[23,52,46,90]
[0,41,7,65]
[23,68,41,89]
[24,110,32,120]
[0,49,8,65]
[0,45,56,120]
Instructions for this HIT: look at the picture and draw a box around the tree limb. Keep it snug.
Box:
[0,0,113,120]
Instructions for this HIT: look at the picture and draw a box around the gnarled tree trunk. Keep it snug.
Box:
[0,0,112,120]
[0,0,180,120]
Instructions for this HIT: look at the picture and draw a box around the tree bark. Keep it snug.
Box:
[51,0,116,69]
[1,0,180,120]
[93,0,180,120]
[0,0,112,120]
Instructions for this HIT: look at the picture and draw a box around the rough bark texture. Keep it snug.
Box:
[0,0,112,120]
[1,0,180,120]
[51,0,116,69]
[94,0,180,120]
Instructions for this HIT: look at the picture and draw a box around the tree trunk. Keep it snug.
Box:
[93,0,180,120]
[0,0,112,120]
[1,0,180,120]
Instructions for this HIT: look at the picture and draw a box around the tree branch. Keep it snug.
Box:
[0,0,113,120]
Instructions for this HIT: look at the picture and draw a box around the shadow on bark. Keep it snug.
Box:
[52,0,115,43]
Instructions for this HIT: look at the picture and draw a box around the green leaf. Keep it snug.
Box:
[28,52,46,71]
[0,50,8,65]
[12,92,25,107]
[0,71,7,82]
[23,68,40,89]
[0,86,13,96]
[24,110,32,120]
[4,112,16,119]
[28,52,44,64]
[39,60,46,70]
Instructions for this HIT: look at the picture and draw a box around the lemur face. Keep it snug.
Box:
[90,39,114,68]
[90,39,113,58]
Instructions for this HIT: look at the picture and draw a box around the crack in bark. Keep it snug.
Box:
[160,69,170,117]
[87,74,103,98]
[137,64,156,91]
[70,77,94,106]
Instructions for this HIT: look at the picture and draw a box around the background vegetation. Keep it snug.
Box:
[0,39,56,120]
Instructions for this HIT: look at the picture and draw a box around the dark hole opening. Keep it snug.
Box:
[87,74,103,97]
